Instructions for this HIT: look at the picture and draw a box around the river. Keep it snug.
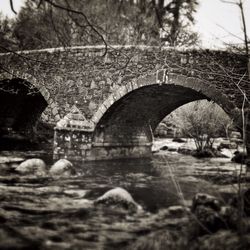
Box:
[0,138,246,249]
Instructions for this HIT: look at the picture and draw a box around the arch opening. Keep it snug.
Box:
[155,99,234,139]
[0,78,48,149]
[92,83,234,160]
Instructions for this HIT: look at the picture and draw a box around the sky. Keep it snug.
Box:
[0,0,249,48]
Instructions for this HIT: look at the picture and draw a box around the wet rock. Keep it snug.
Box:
[173,138,186,143]
[230,131,241,138]
[160,145,168,151]
[95,187,142,213]
[168,205,189,217]
[191,193,227,234]
[192,193,221,212]
[192,205,226,234]
[167,147,177,152]
[49,159,75,177]
[230,131,242,144]
[177,147,194,155]
[219,148,233,158]
[218,140,237,150]
[15,158,46,176]
[231,151,247,164]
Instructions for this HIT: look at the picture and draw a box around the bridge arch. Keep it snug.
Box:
[0,72,59,135]
[91,72,241,159]
[0,71,56,105]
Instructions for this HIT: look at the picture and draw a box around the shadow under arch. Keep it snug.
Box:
[91,72,241,160]
[0,77,48,135]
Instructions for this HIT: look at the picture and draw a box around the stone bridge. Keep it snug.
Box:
[0,45,249,160]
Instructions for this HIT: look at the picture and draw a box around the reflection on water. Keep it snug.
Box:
[0,145,244,249]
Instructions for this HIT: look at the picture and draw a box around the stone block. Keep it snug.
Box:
[168,73,178,84]
[91,115,99,125]
[125,82,133,93]
[131,81,139,90]
[176,74,188,86]
[118,86,127,98]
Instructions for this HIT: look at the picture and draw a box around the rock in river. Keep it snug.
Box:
[95,187,142,213]
[231,151,247,164]
[192,193,221,212]
[49,159,75,177]
[191,193,226,234]
[15,158,46,176]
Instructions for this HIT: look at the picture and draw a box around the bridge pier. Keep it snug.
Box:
[53,129,152,161]
[53,128,93,161]
[53,105,152,161]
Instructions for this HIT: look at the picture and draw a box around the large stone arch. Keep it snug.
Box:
[92,71,240,127]
[90,71,241,160]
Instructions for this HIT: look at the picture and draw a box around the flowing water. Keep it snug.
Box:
[0,139,245,250]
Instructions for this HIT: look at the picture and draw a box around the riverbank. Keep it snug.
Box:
[153,137,245,159]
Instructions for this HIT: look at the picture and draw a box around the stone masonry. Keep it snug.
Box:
[0,45,249,160]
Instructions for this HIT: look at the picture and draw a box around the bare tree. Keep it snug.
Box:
[220,0,249,78]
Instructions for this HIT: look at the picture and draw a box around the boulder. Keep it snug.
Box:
[191,193,227,234]
[94,187,142,212]
[172,138,186,143]
[230,131,242,144]
[177,147,193,155]
[192,193,221,212]
[160,145,168,151]
[168,205,189,217]
[49,159,75,177]
[15,158,46,176]
[231,151,247,164]
[193,205,226,234]
[218,140,237,150]
[167,147,177,152]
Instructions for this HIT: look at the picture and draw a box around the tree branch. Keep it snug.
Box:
[9,0,17,14]
[42,0,108,56]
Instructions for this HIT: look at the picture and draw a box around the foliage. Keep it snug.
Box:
[12,0,73,50]
[168,100,232,152]
[156,0,199,46]
[1,0,200,50]
[0,13,17,52]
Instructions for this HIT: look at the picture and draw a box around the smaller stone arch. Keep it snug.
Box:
[91,70,241,128]
[0,71,61,122]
